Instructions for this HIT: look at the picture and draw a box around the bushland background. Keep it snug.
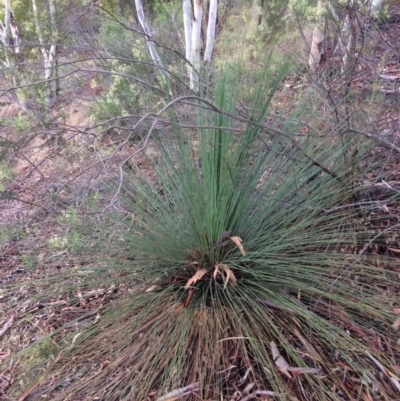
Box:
[0,1,400,400]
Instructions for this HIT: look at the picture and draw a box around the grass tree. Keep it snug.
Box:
[3,55,400,401]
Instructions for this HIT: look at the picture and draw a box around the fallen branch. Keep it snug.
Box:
[379,88,400,93]
[239,390,279,401]
[0,315,15,339]
[156,382,199,401]
[379,74,400,81]
[350,128,400,154]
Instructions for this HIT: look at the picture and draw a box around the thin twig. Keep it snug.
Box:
[257,297,296,313]
[379,74,400,80]
[350,128,400,153]
[239,390,278,401]
[312,221,400,312]
[327,222,400,291]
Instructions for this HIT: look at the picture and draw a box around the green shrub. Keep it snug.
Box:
[4,55,399,401]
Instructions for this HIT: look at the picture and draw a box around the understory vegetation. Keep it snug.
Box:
[0,1,399,401]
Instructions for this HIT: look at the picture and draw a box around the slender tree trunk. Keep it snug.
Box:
[342,5,357,72]
[203,0,217,70]
[191,0,203,92]
[0,0,12,69]
[309,0,327,72]
[32,0,57,107]
[183,0,193,82]
[257,0,265,25]
[10,11,21,58]
[134,0,170,83]
[48,0,60,97]
[370,0,382,15]
[332,1,358,73]
[0,1,23,91]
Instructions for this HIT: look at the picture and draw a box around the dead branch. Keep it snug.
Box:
[0,315,15,339]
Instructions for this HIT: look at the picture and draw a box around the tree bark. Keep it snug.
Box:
[342,5,357,72]
[48,0,60,96]
[0,0,12,68]
[204,0,217,69]
[370,0,382,15]
[309,0,327,72]
[0,1,23,88]
[191,0,203,92]
[134,0,170,83]
[183,0,193,82]
[32,0,57,107]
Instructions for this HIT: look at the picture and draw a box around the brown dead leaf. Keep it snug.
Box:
[270,341,319,379]
[214,263,237,290]
[230,236,246,256]
[184,269,208,289]
[271,341,291,378]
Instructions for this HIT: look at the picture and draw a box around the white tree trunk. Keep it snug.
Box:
[370,0,382,16]
[183,0,192,63]
[3,0,10,47]
[191,0,203,92]
[0,1,22,89]
[0,0,12,68]
[183,0,193,86]
[134,0,170,82]
[32,0,57,106]
[48,0,60,96]
[309,0,327,72]
[342,8,357,72]
[10,13,21,56]
[204,0,218,68]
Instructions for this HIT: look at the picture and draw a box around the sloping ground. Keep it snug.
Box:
[0,5,400,401]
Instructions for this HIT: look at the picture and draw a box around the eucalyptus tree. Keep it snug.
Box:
[309,0,327,71]
[0,0,23,87]
[31,0,58,106]
[183,0,218,91]
[134,0,170,84]
[0,0,77,111]
[309,0,384,72]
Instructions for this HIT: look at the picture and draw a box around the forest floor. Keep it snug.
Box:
[1,4,400,400]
